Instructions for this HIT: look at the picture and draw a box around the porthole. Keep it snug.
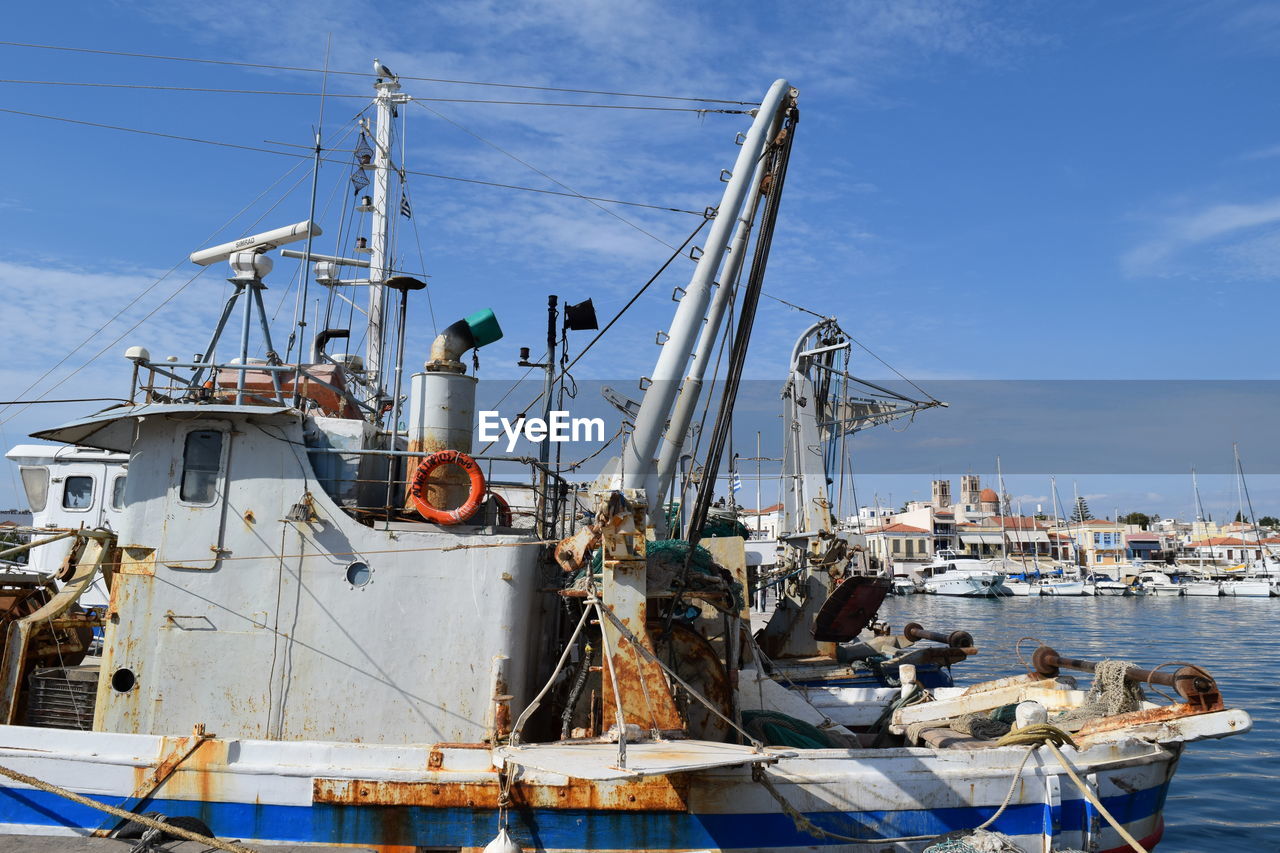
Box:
[345,561,372,588]
[111,668,137,693]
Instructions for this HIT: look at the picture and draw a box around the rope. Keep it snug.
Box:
[0,762,257,853]
[995,724,1151,853]
[753,767,935,844]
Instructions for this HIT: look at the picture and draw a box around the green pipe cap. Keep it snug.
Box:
[464,308,503,349]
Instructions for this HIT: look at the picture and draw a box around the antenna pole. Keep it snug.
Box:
[366,61,403,410]
[292,35,330,391]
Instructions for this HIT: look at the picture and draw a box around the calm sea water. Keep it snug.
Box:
[878,595,1278,852]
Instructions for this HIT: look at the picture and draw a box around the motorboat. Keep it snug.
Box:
[918,550,1004,597]
[1137,570,1185,596]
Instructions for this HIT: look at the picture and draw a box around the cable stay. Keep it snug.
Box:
[0,40,757,104]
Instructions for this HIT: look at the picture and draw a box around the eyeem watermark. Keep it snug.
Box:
[478,411,606,452]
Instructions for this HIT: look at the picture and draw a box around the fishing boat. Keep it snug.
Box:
[2,444,126,607]
[0,68,1252,853]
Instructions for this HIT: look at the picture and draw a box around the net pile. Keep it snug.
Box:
[924,829,1085,853]
[1055,660,1145,730]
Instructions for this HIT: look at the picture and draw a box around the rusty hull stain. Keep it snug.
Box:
[313,774,690,811]
[1076,702,1214,742]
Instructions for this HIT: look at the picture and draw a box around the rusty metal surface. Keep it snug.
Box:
[313,773,690,811]
[597,492,685,734]
[648,621,732,742]
[1032,645,1223,710]
[812,575,889,642]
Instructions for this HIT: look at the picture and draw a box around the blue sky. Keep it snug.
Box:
[1,1,1278,518]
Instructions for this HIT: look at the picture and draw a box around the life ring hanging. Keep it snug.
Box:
[409,450,486,525]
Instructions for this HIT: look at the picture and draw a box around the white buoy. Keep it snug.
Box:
[1015,700,1048,728]
[483,827,523,853]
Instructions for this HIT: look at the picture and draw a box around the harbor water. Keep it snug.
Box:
[879,595,1277,851]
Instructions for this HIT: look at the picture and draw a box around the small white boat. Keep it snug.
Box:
[891,576,918,595]
[1183,580,1223,597]
[1086,572,1132,596]
[1221,578,1271,597]
[1001,579,1035,596]
[1138,570,1185,596]
[1038,578,1087,596]
[919,550,1004,597]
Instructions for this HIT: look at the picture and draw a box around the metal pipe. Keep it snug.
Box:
[902,622,973,649]
[1031,645,1218,703]
[236,283,253,404]
[653,151,773,505]
[619,80,795,517]
[0,530,78,560]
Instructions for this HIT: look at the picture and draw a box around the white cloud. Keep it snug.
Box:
[1123,196,1280,278]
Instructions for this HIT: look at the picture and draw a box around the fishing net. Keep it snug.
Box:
[576,539,745,612]
[1054,660,1145,730]
[924,829,1085,852]
[952,712,1012,740]
[740,710,839,749]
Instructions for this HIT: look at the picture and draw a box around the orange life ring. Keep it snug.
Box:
[490,491,513,527]
[409,450,486,525]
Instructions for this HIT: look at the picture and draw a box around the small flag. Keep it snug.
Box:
[400,191,413,219]
[731,472,743,493]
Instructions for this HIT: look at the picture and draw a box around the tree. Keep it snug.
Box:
[1119,512,1151,529]
[1071,496,1093,522]
[1234,510,1246,523]
[1259,516,1280,529]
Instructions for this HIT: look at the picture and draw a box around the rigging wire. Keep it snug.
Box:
[0,79,748,113]
[0,40,756,105]
[0,106,704,215]
[413,100,678,250]
[475,216,711,455]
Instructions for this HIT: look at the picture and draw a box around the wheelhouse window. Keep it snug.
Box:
[111,475,128,510]
[19,466,48,512]
[180,430,223,504]
[62,476,94,510]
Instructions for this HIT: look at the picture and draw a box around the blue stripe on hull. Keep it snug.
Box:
[0,783,1169,850]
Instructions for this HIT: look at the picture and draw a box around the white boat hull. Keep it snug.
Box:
[923,573,1002,597]
[1039,580,1086,596]
[1221,579,1271,597]
[1183,581,1222,597]
[0,714,1249,853]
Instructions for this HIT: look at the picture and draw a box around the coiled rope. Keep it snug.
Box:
[0,761,257,852]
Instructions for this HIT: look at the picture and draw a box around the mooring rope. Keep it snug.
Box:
[0,761,258,852]
[996,724,1151,853]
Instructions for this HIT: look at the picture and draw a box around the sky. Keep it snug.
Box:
[1,0,1278,519]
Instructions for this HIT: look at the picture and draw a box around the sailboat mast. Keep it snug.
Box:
[366,61,403,405]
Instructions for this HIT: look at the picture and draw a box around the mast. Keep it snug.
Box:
[366,61,404,404]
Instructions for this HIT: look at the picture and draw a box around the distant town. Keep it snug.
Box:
[738,475,1278,570]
